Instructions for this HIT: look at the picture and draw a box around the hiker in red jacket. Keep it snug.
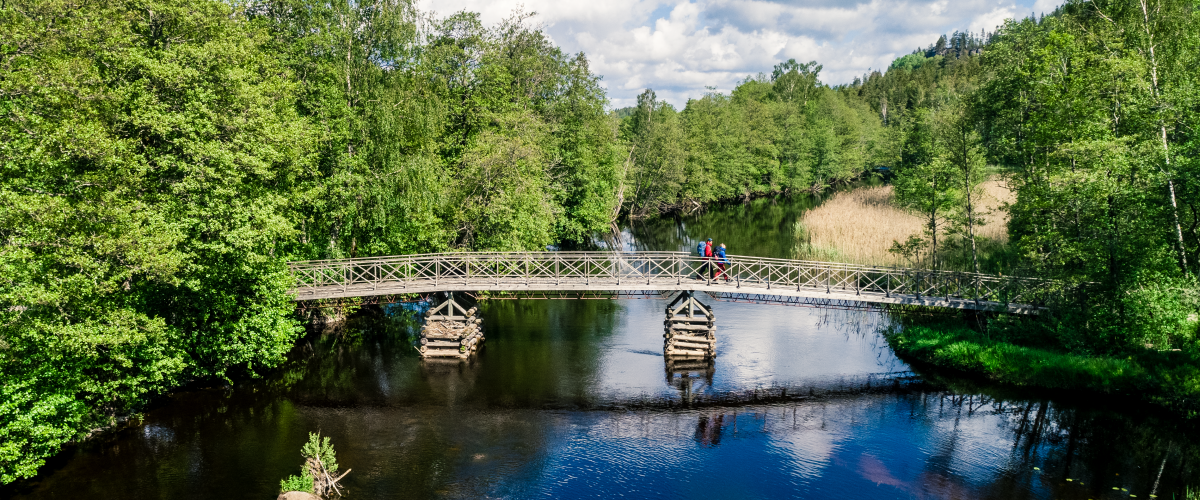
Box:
[714,243,729,282]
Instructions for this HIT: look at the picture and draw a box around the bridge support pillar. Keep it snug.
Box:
[418,292,484,359]
[663,291,716,358]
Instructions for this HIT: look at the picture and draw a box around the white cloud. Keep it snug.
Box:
[416,0,1060,108]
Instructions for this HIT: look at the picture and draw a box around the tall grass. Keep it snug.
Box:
[974,180,1013,242]
[795,181,1013,270]
[794,186,923,266]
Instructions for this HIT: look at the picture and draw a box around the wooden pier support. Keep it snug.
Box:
[663,291,716,358]
[418,292,484,359]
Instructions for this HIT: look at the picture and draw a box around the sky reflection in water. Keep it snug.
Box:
[7,194,1198,499]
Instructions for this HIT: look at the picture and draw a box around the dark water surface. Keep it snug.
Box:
[9,194,1200,499]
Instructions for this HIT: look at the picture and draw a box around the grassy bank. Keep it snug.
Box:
[885,319,1200,418]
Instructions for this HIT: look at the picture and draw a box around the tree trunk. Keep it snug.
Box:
[930,177,939,269]
[611,146,634,232]
[966,181,978,273]
[1165,131,1188,273]
[1140,0,1188,273]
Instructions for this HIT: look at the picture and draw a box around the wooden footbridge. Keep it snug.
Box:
[288,251,1049,313]
[288,251,1053,359]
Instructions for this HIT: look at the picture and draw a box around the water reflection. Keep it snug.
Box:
[8,301,1200,499]
[7,193,1200,499]
[666,357,715,404]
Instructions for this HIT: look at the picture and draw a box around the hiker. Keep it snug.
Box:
[714,243,729,282]
[705,238,714,279]
[695,239,708,279]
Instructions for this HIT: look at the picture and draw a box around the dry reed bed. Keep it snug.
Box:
[796,180,1012,267]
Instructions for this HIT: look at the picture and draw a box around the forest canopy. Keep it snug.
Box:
[0,0,623,483]
[3,0,1200,485]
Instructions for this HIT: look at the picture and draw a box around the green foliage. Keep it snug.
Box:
[279,470,315,494]
[889,97,991,271]
[863,1,1200,378]
[256,5,623,252]
[0,0,310,482]
[284,431,345,497]
[620,63,887,216]
[301,432,340,476]
[886,321,1146,391]
[964,0,1200,355]
[4,0,1200,486]
[891,112,961,268]
[1122,272,1200,351]
[889,53,929,71]
[0,0,626,485]
[886,320,1200,416]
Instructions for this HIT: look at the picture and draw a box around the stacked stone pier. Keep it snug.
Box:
[664,292,716,358]
[418,293,484,359]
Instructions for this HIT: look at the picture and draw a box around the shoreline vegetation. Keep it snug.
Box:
[792,178,1200,419]
[884,318,1200,418]
[794,181,1012,269]
[4,0,1200,489]
[793,178,1200,418]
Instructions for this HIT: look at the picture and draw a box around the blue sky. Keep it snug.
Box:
[417,0,1062,108]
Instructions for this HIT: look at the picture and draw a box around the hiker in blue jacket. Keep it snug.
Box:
[714,243,730,282]
[695,238,710,279]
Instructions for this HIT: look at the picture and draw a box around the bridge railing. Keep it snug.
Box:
[288,252,1057,307]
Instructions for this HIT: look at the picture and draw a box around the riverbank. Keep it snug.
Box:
[884,318,1200,418]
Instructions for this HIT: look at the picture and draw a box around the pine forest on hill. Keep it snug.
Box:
[3,0,1200,485]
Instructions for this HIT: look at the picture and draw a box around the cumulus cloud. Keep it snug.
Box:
[416,0,1060,108]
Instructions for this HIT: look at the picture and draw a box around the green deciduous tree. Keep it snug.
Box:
[934,99,990,273]
[892,110,961,269]
[619,62,886,216]
[0,0,313,481]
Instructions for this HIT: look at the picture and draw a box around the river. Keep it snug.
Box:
[6,192,1199,499]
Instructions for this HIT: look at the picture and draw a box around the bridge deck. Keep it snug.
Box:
[288,251,1052,314]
